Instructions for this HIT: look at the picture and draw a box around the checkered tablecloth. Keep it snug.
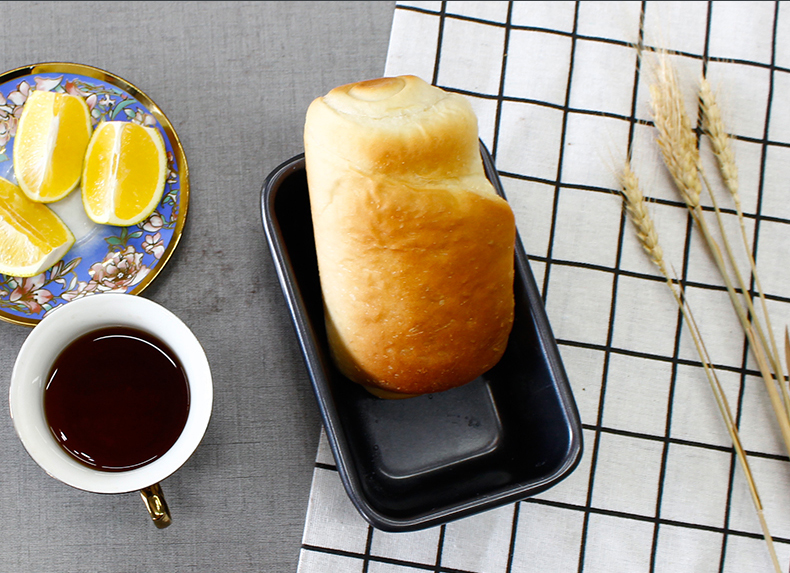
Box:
[297,2,790,571]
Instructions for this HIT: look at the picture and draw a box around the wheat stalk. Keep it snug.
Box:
[700,171,790,420]
[699,78,790,418]
[619,165,781,572]
[648,52,790,460]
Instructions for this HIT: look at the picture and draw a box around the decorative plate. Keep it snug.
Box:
[0,63,188,326]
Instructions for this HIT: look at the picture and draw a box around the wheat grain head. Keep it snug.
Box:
[649,53,703,208]
[699,76,740,203]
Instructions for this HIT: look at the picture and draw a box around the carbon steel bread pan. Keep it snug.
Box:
[260,145,583,532]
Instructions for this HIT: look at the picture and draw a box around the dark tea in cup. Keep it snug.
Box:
[44,326,190,472]
[11,293,213,528]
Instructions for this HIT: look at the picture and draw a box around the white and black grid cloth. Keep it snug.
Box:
[297,2,790,572]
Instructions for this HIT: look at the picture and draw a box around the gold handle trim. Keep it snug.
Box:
[140,483,172,529]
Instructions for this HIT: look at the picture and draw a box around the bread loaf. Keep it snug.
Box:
[303,75,515,398]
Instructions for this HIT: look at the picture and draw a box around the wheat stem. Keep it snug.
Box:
[699,78,790,418]
[700,169,790,420]
[681,294,779,573]
[619,166,781,572]
[688,174,790,459]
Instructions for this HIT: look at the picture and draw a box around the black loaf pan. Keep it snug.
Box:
[260,144,583,532]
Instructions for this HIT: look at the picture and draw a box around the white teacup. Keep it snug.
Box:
[9,293,213,528]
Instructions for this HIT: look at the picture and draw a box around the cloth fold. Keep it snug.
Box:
[298,2,790,571]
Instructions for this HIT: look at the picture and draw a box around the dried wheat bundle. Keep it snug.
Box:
[649,52,790,452]
[619,163,781,572]
[618,50,789,571]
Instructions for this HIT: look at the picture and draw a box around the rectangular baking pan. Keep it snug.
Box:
[260,146,583,532]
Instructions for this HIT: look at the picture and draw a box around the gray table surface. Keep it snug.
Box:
[0,2,394,571]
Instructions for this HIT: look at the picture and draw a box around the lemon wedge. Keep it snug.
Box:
[81,121,167,226]
[13,90,92,203]
[0,177,75,277]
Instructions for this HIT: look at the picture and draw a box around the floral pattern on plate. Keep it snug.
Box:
[0,64,187,326]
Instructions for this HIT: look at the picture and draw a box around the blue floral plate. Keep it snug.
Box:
[0,63,188,326]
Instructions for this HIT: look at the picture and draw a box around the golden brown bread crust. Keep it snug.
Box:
[304,75,515,397]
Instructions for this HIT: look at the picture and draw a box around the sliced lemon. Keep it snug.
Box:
[13,90,93,203]
[0,177,75,277]
[82,121,167,226]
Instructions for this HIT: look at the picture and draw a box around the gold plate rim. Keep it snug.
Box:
[0,62,189,327]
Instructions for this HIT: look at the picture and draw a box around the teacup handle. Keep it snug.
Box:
[140,483,172,528]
